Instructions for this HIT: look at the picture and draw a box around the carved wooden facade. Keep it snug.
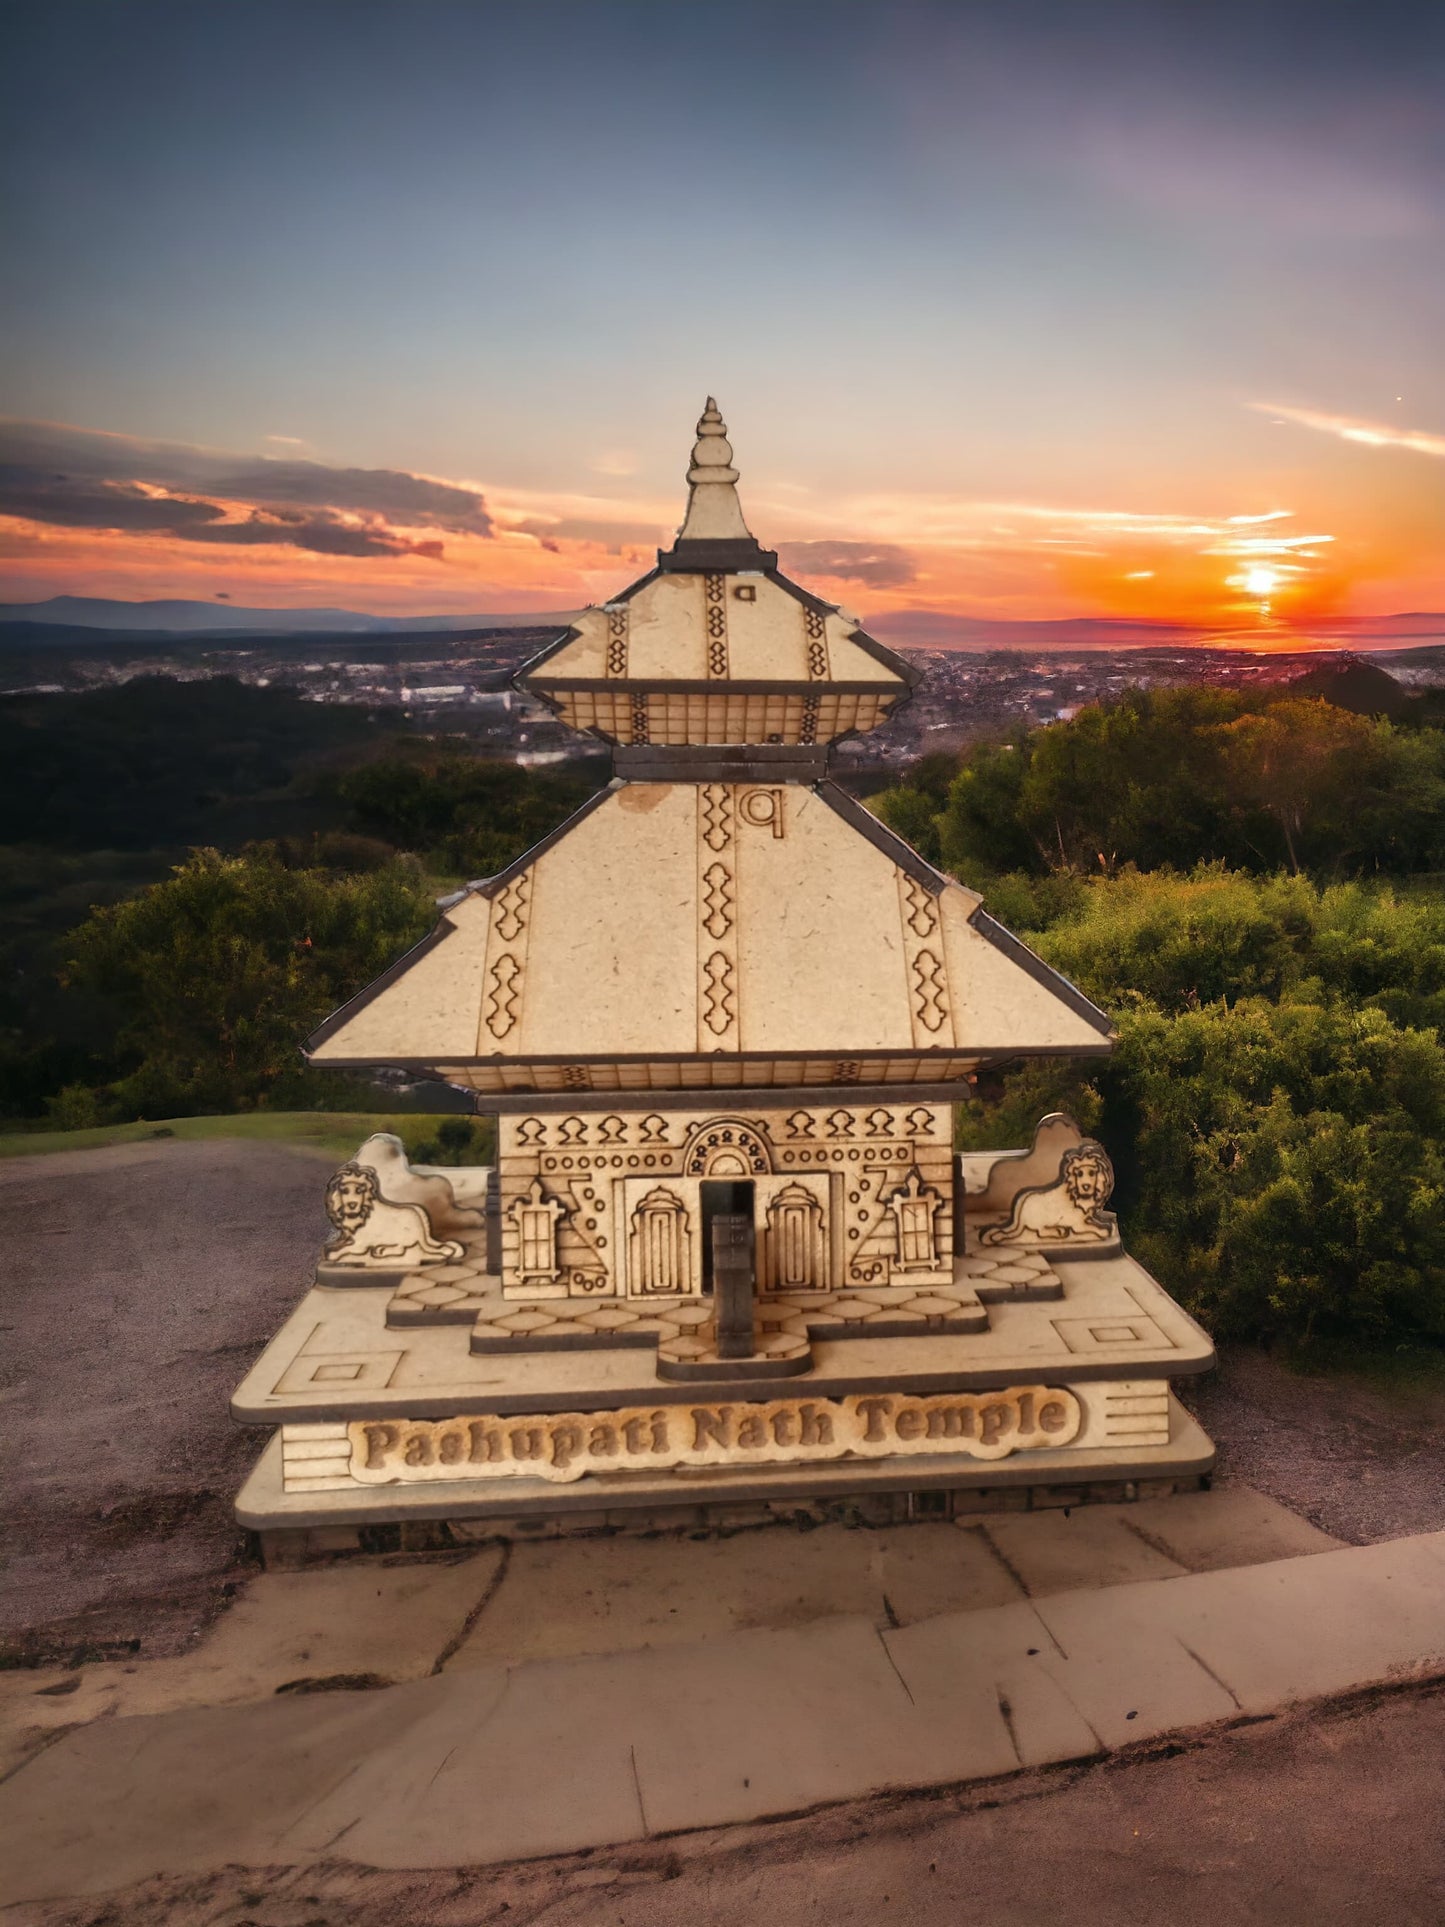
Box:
[495,1104,954,1300]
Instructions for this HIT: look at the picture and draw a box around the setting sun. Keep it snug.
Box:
[1243,567,1279,597]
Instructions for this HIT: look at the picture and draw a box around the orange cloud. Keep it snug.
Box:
[3,414,1443,628]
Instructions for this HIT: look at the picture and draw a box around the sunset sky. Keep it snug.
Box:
[1,0,1442,640]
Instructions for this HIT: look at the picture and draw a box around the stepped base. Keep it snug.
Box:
[236,1395,1215,1544]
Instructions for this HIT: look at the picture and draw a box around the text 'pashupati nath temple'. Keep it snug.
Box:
[232,403,1215,1542]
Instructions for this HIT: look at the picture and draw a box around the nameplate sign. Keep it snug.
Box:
[347,1386,1082,1485]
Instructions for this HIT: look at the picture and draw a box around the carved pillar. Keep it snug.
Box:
[712,1211,756,1358]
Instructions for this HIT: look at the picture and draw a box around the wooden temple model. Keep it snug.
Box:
[233,402,1215,1540]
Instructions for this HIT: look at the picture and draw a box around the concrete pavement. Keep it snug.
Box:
[2,1506,1442,1909]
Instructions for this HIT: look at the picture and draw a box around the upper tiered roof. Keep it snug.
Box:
[519,401,917,749]
[305,401,1116,1108]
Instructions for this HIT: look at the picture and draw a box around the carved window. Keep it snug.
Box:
[888,1170,942,1273]
[629,1187,693,1296]
[508,1177,565,1285]
[763,1182,827,1292]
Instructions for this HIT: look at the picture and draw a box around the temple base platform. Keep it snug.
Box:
[237,1395,1213,1560]
[232,1244,1216,1546]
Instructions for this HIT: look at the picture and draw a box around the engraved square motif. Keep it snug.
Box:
[1052,1317,1168,1356]
[275,1350,404,1394]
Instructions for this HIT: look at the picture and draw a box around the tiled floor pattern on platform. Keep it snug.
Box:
[381,1244,1062,1366]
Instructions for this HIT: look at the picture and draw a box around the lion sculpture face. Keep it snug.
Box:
[1061,1145,1113,1216]
[978,1137,1116,1246]
[326,1163,377,1234]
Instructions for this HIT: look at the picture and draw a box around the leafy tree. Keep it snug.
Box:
[62,848,434,1117]
[901,688,1445,882]
[333,753,601,875]
[0,676,383,851]
[1015,687,1243,874]
[411,1115,496,1165]
[1213,699,1378,873]
[933,737,1037,880]
[867,783,943,865]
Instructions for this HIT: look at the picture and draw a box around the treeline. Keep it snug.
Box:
[873,688,1445,880]
[873,691,1445,1354]
[0,678,601,1121]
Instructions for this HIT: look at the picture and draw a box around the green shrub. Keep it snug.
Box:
[1111,998,1445,1346]
[61,848,435,1118]
[411,1115,496,1165]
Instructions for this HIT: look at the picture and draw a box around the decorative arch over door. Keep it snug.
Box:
[682,1118,773,1178]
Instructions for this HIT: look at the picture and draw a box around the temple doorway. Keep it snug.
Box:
[700,1179,755,1294]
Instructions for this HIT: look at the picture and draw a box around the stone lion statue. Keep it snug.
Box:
[979,1142,1116,1247]
[324,1162,465,1268]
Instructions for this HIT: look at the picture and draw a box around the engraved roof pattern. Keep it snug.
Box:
[308,779,1112,1072]
[522,568,909,692]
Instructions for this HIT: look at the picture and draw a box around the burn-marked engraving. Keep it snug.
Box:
[803,607,829,679]
[702,951,737,1036]
[484,953,523,1038]
[738,787,784,837]
[629,1186,694,1295]
[347,1386,1083,1485]
[701,784,733,853]
[325,1163,464,1269]
[911,950,949,1033]
[762,1181,827,1292]
[684,1119,771,1176]
[896,867,954,1047]
[508,1176,566,1286]
[979,1142,1118,1249]
[493,873,530,943]
[605,605,629,677]
[886,1168,944,1272]
[900,876,938,939]
[702,861,735,939]
[704,573,729,677]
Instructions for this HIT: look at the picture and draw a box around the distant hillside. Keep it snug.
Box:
[7,594,1444,657]
[865,609,1445,653]
[0,596,579,636]
[1290,657,1415,719]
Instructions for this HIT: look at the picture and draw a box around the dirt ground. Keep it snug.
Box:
[0,1139,330,1661]
[3,1138,1444,1663]
[1182,1343,1445,1545]
[7,1681,1444,1926]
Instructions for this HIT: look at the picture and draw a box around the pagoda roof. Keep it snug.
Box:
[517,401,917,749]
[307,776,1113,1106]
